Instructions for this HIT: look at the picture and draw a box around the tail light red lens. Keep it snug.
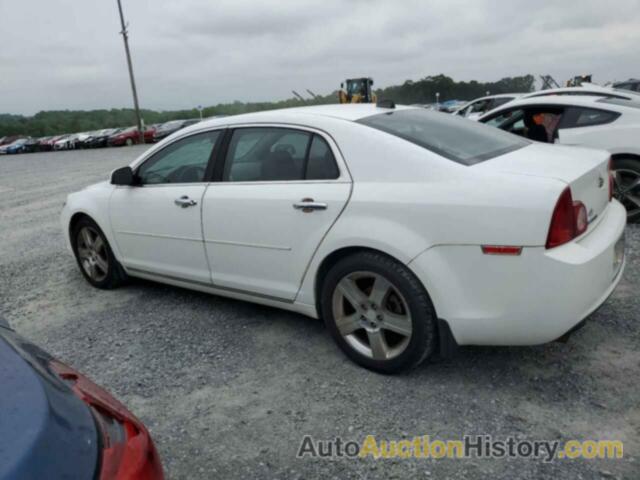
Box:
[49,360,164,480]
[481,245,522,255]
[546,187,589,249]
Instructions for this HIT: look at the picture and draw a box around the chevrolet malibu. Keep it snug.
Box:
[61,104,626,373]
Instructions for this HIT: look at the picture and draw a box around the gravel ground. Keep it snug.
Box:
[0,146,638,480]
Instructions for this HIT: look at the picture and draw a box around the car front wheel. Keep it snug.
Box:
[321,251,437,373]
[72,217,128,289]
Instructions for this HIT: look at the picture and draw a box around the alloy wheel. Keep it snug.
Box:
[331,271,412,361]
[613,168,640,221]
[76,226,109,282]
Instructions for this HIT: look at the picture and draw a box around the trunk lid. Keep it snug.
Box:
[474,143,610,225]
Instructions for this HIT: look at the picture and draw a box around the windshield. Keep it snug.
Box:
[357,108,529,165]
[347,80,365,94]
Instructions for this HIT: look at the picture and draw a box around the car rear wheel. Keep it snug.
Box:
[72,218,128,289]
[321,251,436,373]
[612,158,640,223]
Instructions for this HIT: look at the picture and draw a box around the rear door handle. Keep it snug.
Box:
[293,198,327,212]
[175,195,198,208]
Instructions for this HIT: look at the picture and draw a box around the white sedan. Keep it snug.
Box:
[478,95,640,221]
[61,104,626,373]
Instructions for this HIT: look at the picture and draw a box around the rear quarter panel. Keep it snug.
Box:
[295,132,564,307]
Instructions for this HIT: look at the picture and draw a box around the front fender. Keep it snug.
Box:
[60,182,120,260]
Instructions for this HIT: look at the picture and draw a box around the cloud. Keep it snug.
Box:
[0,0,639,114]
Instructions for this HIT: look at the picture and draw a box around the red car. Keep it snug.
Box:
[0,316,164,479]
[108,126,156,146]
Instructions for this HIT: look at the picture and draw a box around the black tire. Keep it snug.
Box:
[71,217,128,289]
[320,251,437,374]
[612,157,640,223]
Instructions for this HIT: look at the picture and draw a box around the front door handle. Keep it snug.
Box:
[293,198,328,212]
[175,195,198,208]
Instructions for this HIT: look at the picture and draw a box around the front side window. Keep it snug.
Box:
[137,131,220,184]
[223,128,340,182]
[359,109,528,165]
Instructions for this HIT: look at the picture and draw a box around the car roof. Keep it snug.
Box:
[524,86,637,99]
[489,94,624,109]
[190,104,417,130]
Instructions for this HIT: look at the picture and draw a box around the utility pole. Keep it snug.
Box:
[116,0,144,143]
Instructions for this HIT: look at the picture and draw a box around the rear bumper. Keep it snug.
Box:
[409,200,626,346]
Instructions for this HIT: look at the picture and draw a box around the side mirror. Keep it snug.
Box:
[111,166,136,186]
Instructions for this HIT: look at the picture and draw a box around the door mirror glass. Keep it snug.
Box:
[111,166,135,186]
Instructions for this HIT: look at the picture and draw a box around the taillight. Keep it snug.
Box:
[546,187,587,249]
[608,158,614,202]
[49,360,164,480]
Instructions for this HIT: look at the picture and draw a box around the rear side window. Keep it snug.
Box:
[358,109,528,165]
[563,107,620,128]
[306,136,339,180]
[223,128,339,182]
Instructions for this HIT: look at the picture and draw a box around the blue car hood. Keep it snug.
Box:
[0,327,98,480]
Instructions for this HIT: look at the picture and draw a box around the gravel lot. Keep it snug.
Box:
[1,146,638,479]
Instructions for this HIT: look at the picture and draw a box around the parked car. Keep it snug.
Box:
[438,100,467,113]
[37,136,52,151]
[613,79,640,93]
[41,135,65,151]
[76,130,100,149]
[153,119,200,141]
[22,137,42,153]
[61,104,625,373]
[479,95,640,220]
[453,94,524,120]
[108,126,144,147]
[0,316,164,479]
[84,128,121,148]
[0,137,28,154]
[0,135,22,146]
[144,124,158,143]
[54,134,77,150]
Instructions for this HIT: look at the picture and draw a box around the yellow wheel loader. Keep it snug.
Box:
[338,78,377,103]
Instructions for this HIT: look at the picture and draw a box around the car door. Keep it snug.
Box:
[201,126,351,301]
[109,130,222,283]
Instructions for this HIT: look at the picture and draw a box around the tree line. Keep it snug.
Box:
[0,74,535,137]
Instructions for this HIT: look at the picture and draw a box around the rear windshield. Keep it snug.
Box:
[357,109,528,165]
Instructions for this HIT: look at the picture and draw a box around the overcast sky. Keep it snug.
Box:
[1,0,639,115]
